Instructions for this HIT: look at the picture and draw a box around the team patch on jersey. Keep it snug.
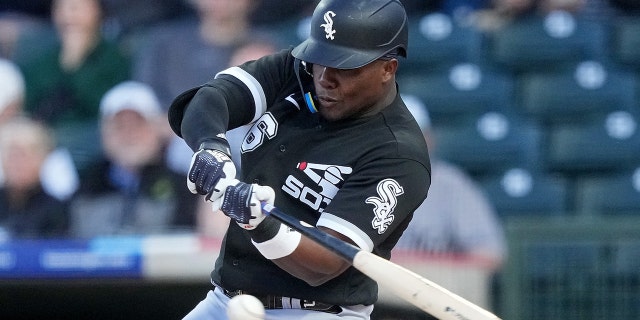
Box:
[282,162,352,212]
[241,112,278,153]
[366,179,404,234]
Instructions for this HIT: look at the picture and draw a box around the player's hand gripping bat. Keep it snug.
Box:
[261,203,502,320]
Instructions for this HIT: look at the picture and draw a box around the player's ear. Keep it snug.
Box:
[384,59,398,73]
[381,59,398,82]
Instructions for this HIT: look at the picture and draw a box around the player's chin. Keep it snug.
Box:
[318,108,345,122]
[317,102,344,121]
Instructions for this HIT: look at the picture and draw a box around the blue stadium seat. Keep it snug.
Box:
[480,167,569,218]
[575,167,640,216]
[488,11,606,73]
[546,111,640,173]
[398,63,515,125]
[613,241,640,273]
[518,61,638,124]
[434,111,543,176]
[612,16,640,70]
[401,12,484,73]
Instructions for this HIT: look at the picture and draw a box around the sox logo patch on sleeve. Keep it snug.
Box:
[366,178,404,234]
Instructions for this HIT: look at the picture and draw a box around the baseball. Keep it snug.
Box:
[226,294,265,320]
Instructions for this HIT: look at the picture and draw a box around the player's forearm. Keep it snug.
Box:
[180,87,230,150]
[248,219,352,286]
[271,236,351,286]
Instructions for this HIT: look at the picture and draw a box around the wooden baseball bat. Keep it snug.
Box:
[262,203,501,320]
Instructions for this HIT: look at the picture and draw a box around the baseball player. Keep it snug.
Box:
[170,0,431,319]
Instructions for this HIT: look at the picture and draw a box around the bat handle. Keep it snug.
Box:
[259,202,360,262]
[261,202,275,215]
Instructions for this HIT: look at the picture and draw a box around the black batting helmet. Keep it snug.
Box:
[292,0,408,70]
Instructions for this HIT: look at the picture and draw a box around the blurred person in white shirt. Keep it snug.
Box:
[0,58,78,201]
[395,94,507,271]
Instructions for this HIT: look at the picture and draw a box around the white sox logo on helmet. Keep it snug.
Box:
[366,178,404,234]
[321,11,337,40]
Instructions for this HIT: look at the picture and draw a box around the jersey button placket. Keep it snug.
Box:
[279,145,286,152]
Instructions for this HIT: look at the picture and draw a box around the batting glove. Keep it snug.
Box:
[187,144,236,203]
[219,182,275,230]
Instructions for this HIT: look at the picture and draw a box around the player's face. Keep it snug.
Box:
[312,59,397,122]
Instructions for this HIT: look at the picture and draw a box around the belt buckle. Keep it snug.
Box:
[301,299,342,314]
[223,289,245,298]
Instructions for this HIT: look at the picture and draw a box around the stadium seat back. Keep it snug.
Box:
[480,167,570,218]
[434,111,543,175]
[518,61,638,124]
[489,11,606,73]
[547,111,640,173]
[398,63,515,125]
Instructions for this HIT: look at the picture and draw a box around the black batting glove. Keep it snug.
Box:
[219,182,275,230]
[187,144,237,202]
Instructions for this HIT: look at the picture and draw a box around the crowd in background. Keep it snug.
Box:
[1,2,639,319]
[0,0,638,265]
[0,0,289,240]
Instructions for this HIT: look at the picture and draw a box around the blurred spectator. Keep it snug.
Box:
[18,0,130,175]
[400,0,491,20]
[249,0,315,26]
[133,0,278,175]
[100,0,192,41]
[538,0,586,14]
[132,0,275,109]
[0,57,24,124]
[473,0,589,31]
[0,116,70,239]
[0,57,79,201]
[69,81,198,238]
[395,95,507,270]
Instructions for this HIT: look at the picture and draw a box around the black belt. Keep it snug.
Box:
[221,288,342,314]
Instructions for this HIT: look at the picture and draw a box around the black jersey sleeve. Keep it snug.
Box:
[214,48,300,119]
[167,49,297,151]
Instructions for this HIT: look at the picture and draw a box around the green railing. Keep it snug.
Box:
[499,216,640,320]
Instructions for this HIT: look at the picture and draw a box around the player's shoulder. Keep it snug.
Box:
[379,98,430,163]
